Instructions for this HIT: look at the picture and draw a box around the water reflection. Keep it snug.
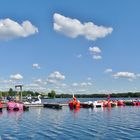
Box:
[0,104,140,139]
[0,112,3,117]
[7,110,23,121]
[94,107,104,112]
[69,108,80,114]
[35,108,42,119]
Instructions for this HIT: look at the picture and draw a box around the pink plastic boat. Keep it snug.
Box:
[7,101,29,111]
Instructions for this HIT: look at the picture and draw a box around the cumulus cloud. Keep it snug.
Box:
[25,83,46,92]
[32,64,41,69]
[93,55,102,60]
[26,83,39,87]
[47,79,57,84]
[47,71,65,85]
[10,74,23,80]
[72,83,79,87]
[89,46,101,54]
[60,83,67,87]
[81,82,92,86]
[53,13,113,41]
[72,82,92,87]
[48,71,65,80]
[89,46,102,60]
[113,72,136,79]
[104,68,113,73]
[2,80,13,84]
[0,18,38,40]
[34,78,43,84]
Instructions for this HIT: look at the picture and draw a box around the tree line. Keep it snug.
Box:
[0,88,40,98]
[1,88,140,99]
[56,92,140,98]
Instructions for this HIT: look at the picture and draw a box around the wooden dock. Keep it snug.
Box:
[24,103,44,107]
[44,103,63,109]
[2,103,68,109]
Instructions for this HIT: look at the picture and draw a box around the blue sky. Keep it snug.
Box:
[0,0,140,94]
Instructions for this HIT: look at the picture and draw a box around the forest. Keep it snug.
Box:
[1,88,140,99]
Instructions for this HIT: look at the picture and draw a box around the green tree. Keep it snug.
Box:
[48,90,56,98]
[8,88,15,96]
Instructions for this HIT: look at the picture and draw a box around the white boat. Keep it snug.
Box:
[93,101,103,107]
[24,95,43,107]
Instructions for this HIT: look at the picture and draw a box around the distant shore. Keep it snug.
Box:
[55,92,140,98]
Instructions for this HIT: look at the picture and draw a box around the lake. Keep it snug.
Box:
[0,98,140,140]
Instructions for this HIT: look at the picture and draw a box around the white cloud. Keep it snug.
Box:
[87,77,92,81]
[10,74,23,80]
[26,83,39,87]
[80,82,92,86]
[53,13,113,41]
[93,55,102,60]
[87,82,92,86]
[46,71,65,85]
[32,64,41,69]
[136,74,140,77]
[25,83,47,92]
[89,46,102,60]
[59,83,67,87]
[104,68,113,73]
[76,89,87,93]
[48,71,65,80]
[72,82,92,87]
[0,18,38,40]
[2,80,13,84]
[113,72,136,79]
[80,82,88,86]
[72,83,79,87]
[89,46,101,54]
[47,79,57,84]
[77,54,82,58]
[34,78,43,84]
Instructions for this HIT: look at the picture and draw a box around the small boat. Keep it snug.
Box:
[133,101,140,106]
[80,101,93,108]
[24,95,42,106]
[7,101,29,111]
[124,101,134,106]
[93,101,103,108]
[117,100,125,106]
[69,97,80,109]
[0,101,3,112]
[103,101,117,107]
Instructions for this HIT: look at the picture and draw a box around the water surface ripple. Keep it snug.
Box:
[0,103,140,139]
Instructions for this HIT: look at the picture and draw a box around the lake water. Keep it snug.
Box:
[0,98,140,140]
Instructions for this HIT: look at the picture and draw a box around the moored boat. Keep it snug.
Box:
[117,100,125,106]
[69,97,80,109]
[7,101,29,111]
[24,95,42,107]
[0,101,3,112]
[93,101,103,108]
[80,101,93,108]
